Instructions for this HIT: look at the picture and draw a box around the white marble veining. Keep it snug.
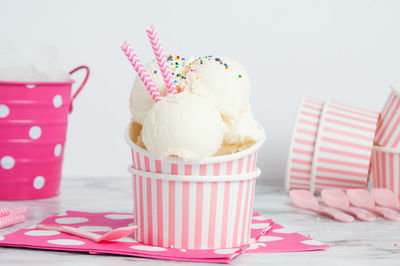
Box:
[0,178,400,265]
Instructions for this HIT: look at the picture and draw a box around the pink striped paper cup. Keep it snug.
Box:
[128,166,260,249]
[375,86,400,149]
[285,96,324,191]
[371,146,400,199]
[125,123,265,176]
[310,99,379,192]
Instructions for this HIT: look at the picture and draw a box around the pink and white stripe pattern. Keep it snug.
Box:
[0,207,9,217]
[375,88,400,149]
[0,207,26,218]
[311,99,379,192]
[371,146,400,199]
[0,214,25,229]
[285,97,323,190]
[120,42,162,102]
[9,206,27,216]
[129,167,259,249]
[130,149,259,176]
[146,25,178,94]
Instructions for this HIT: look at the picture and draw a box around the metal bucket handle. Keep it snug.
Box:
[69,65,90,113]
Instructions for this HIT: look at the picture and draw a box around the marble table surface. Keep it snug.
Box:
[0,177,399,266]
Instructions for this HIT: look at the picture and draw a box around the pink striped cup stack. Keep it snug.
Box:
[286,97,379,193]
[285,96,323,191]
[375,87,400,148]
[0,206,27,229]
[371,87,400,199]
[371,146,400,198]
[125,123,265,249]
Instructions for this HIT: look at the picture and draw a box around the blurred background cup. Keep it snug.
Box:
[375,86,400,149]
[310,99,378,193]
[286,97,379,193]
[285,96,324,191]
[371,145,400,199]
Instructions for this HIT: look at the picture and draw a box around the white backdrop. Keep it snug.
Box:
[1,0,400,180]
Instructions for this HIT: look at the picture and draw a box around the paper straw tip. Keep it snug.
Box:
[146,25,155,32]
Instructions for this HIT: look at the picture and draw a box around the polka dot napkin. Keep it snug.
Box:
[0,211,328,263]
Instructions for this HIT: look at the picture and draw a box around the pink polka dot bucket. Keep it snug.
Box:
[0,66,89,200]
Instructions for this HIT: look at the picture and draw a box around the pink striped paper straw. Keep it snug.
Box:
[120,41,162,102]
[9,206,27,216]
[0,207,9,218]
[0,214,25,229]
[146,25,178,94]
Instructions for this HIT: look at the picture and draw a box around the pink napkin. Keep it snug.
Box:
[0,211,328,263]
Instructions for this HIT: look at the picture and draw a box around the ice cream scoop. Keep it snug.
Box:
[129,61,169,124]
[129,56,191,124]
[190,56,251,114]
[128,55,262,159]
[141,92,224,161]
[188,56,262,145]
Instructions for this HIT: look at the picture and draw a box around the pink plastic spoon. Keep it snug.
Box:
[36,224,137,242]
[321,189,376,222]
[371,188,400,212]
[289,190,354,222]
[347,189,400,221]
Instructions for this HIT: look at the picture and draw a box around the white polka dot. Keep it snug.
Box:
[246,243,266,250]
[48,239,85,246]
[301,239,324,246]
[26,84,36,89]
[251,223,270,229]
[54,144,62,157]
[252,216,268,221]
[272,228,295,234]
[29,126,41,139]
[130,245,167,251]
[24,230,61,236]
[111,237,137,243]
[214,248,239,255]
[0,105,10,118]
[33,176,45,189]
[1,156,15,170]
[78,226,112,232]
[53,95,63,108]
[105,214,134,220]
[0,235,4,241]
[258,236,283,242]
[180,249,187,252]
[55,217,88,224]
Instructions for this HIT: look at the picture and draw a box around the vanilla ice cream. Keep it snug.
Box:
[141,92,224,160]
[185,56,262,145]
[129,56,188,124]
[129,55,262,160]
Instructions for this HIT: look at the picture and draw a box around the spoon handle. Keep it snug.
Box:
[375,206,400,221]
[36,224,100,241]
[313,206,354,222]
[346,207,376,222]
